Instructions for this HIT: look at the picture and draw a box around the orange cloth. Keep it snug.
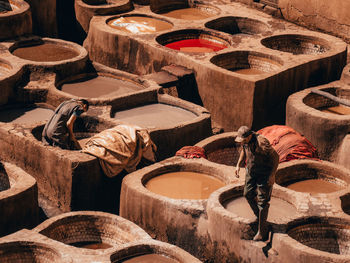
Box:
[258,125,319,163]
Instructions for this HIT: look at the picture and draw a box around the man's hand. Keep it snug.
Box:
[235,167,240,178]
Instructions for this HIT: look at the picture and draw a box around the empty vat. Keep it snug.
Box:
[261,34,330,55]
[107,15,173,33]
[110,241,202,263]
[0,104,54,125]
[0,0,31,40]
[276,159,350,195]
[120,157,235,261]
[287,217,350,256]
[0,241,67,263]
[205,16,270,36]
[34,211,151,250]
[210,51,283,75]
[156,29,230,53]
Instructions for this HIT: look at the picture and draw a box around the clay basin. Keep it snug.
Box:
[287,217,350,256]
[107,14,173,33]
[34,211,151,250]
[303,87,350,116]
[10,38,81,62]
[276,160,350,195]
[210,50,283,75]
[110,241,202,263]
[220,185,298,223]
[156,29,230,53]
[57,73,146,99]
[0,103,54,125]
[152,3,220,20]
[261,34,330,55]
[0,241,66,263]
[205,16,270,36]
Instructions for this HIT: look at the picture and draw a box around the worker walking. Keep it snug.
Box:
[42,99,89,150]
[235,126,279,241]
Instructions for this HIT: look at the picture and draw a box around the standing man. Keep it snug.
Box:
[42,99,89,150]
[235,126,279,241]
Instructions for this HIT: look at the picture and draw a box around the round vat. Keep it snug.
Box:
[287,217,350,256]
[221,186,297,222]
[34,211,151,250]
[286,87,350,161]
[10,39,81,62]
[107,14,173,33]
[276,160,350,194]
[120,157,235,260]
[57,73,145,98]
[0,104,54,125]
[110,241,202,263]
[0,241,66,263]
[0,0,31,40]
[157,29,229,53]
[145,171,225,200]
[205,16,270,36]
[113,103,197,129]
[195,132,240,167]
[261,34,330,55]
[210,51,283,75]
[152,2,220,20]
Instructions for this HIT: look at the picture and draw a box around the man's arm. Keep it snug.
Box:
[66,114,81,150]
[235,147,245,178]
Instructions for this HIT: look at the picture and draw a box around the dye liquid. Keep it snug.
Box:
[161,8,213,20]
[0,107,53,124]
[320,105,350,115]
[224,196,297,221]
[12,43,78,62]
[113,103,196,128]
[233,68,265,75]
[145,171,225,199]
[165,39,227,53]
[286,179,343,194]
[108,16,172,33]
[60,76,142,98]
[122,254,178,263]
[70,241,112,250]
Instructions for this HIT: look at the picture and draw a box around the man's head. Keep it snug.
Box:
[79,99,89,112]
[235,126,253,144]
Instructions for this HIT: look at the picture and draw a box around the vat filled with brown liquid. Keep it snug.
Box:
[121,254,178,263]
[320,105,350,115]
[224,196,297,221]
[113,103,197,128]
[285,178,343,194]
[11,42,79,62]
[70,241,112,250]
[0,105,53,125]
[59,74,144,98]
[145,171,225,199]
[107,15,173,33]
[160,8,213,20]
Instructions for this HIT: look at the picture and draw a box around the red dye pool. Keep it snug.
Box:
[165,39,227,53]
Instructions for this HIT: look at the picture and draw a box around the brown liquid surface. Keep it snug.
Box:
[70,241,112,250]
[122,254,178,263]
[233,68,265,75]
[145,171,225,199]
[161,8,213,20]
[60,76,142,98]
[113,103,197,128]
[286,179,343,194]
[0,107,53,124]
[108,16,173,33]
[224,196,297,221]
[12,43,78,62]
[321,105,350,115]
